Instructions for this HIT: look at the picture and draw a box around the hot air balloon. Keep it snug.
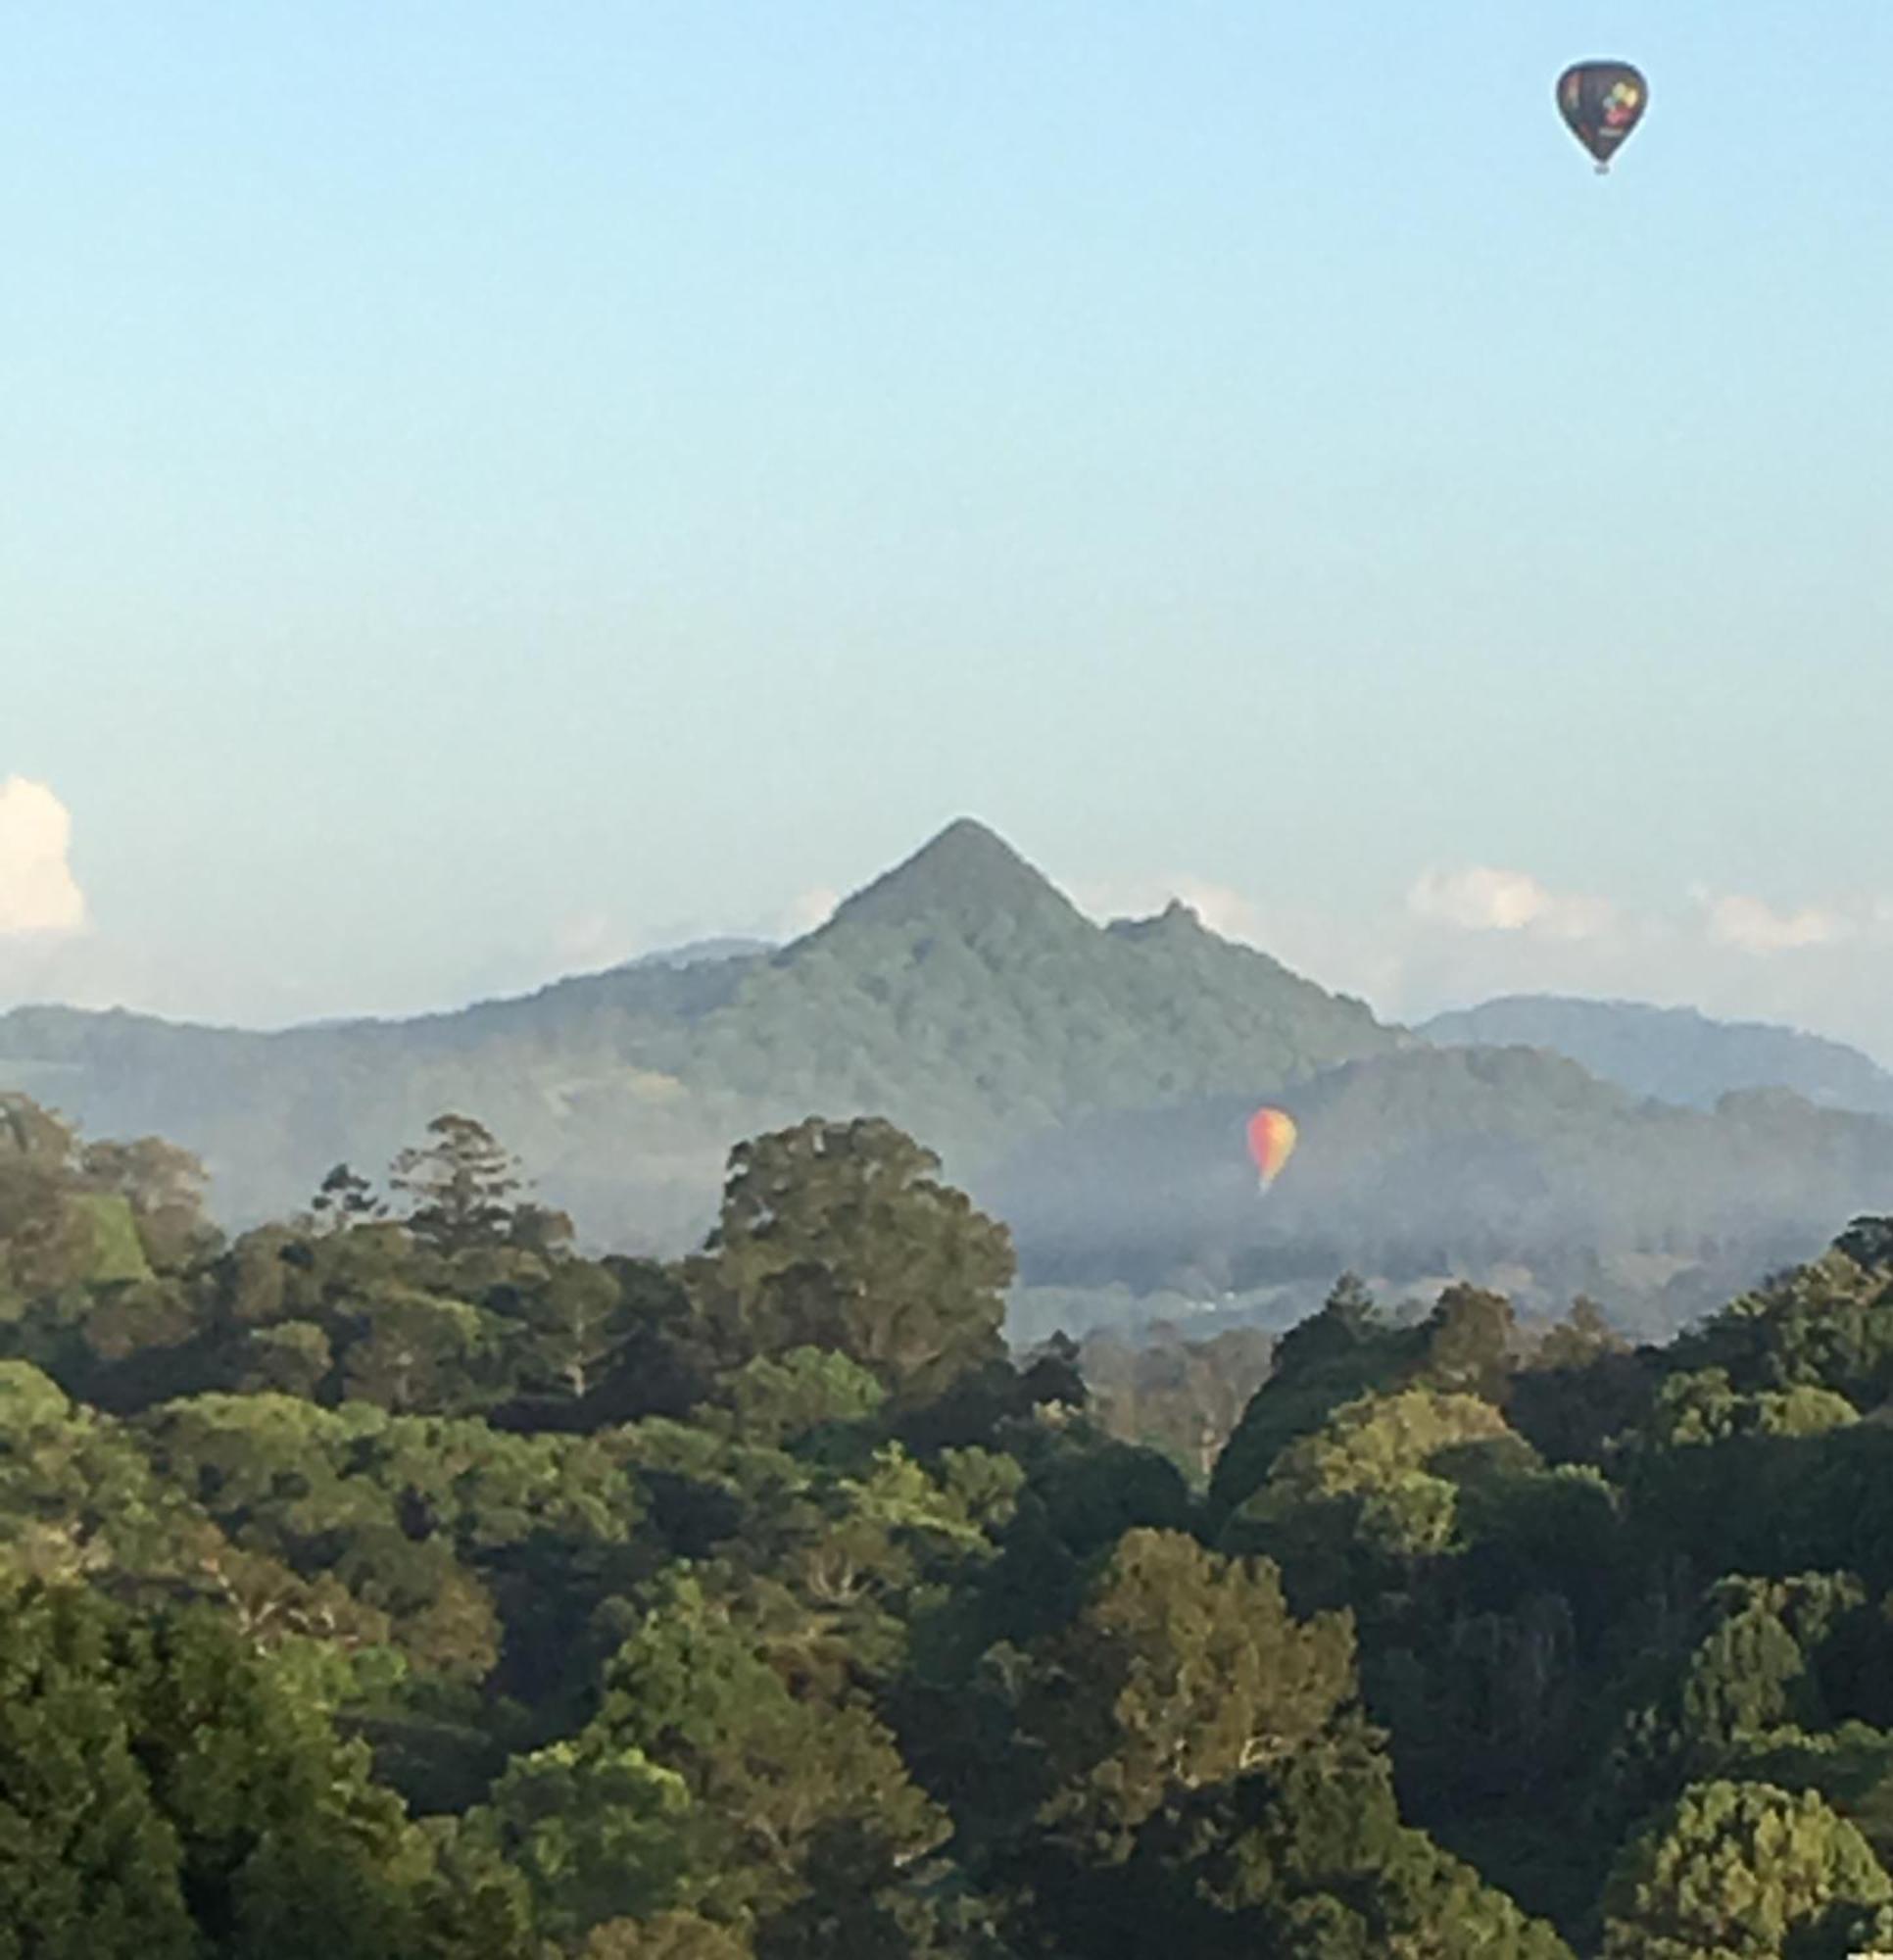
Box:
[1557,61,1648,173]
[1246,1107,1297,1192]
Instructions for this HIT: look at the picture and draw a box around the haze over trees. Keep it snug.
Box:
[5,821,1891,1337]
[995,1046,1893,1337]
[6,1086,1893,1952]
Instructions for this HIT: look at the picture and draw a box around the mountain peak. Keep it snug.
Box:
[802,818,1088,944]
[908,817,1043,881]
[1108,898,1210,942]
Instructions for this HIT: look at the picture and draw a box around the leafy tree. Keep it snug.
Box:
[715,1348,888,1448]
[1601,1780,1893,1959]
[132,1394,646,1688]
[1019,1529,1355,1847]
[1535,1296,1625,1370]
[686,1118,1013,1397]
[1680,1601,1822,1755]
[0,1098,109,1306]
[1001,1419,1191,1564]
[1208,1274,1420,1520]
[0,1583,198,1957]
[494,1257,655,1410]
[1834,1215,1893,1273]
[0,1581,476,1959]
[309,1162,385,1233]
[0,1360,228,1595]
[1179,1732,1577,1959]
[594,1574,949,1922]
[580,1914,753,1959]
[460,1739,691,1941]
[1224,1388,1535,1606]
[1647,1367,1858,1447]
[1668,1243,1893,1410]
[0,1113,217,1403]
[577,1255,722,1423]
[1508,1303,1651,1468]
[1418,1283,1518,1403]
[339,1285,500,1413]
[1606,1574,1874,1820]
[77,1136,215,1271]
[1370,1467,1625,1826]
[1002,1721,1573,1960]
[232,1318,334,1397]
[390,1116,529,1257]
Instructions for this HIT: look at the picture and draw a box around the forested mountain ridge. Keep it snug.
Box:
[0,819,1398,1243]
[8,1089,1893,1956]
[1422,994,1893,1117]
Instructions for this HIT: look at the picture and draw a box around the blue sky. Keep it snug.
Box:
[4,4,1891,1052]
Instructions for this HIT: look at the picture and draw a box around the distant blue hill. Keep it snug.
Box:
[1419,995,1893,1117]
[625,936,777,969]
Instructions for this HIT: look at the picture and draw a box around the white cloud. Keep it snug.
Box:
[1165,878,1266,943]
[1407,865,1613,942]
[1695,888,1860,955]
[0,778,86,937]
[777,886,839,938]
[553,909,642,971]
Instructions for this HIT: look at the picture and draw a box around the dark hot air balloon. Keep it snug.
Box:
[1246,1107,1298,1192]
[1557,62,1648,173]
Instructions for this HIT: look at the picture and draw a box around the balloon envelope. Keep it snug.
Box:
[1557,62,1648,171]
[1246,1107,1298,1188]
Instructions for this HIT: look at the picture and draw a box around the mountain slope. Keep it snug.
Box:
[1421,996,1893,1117]
[0,819,1398,1245]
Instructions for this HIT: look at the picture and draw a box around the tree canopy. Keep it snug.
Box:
[1,1091,1893,1953]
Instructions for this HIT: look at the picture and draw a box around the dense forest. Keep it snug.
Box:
[7,1086,1893,1955]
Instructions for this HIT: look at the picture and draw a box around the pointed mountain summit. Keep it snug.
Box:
[747,818,1396,1177]
[800,817,1088,950]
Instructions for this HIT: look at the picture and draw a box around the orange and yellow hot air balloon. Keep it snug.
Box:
[1246,1107,1298,1192]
